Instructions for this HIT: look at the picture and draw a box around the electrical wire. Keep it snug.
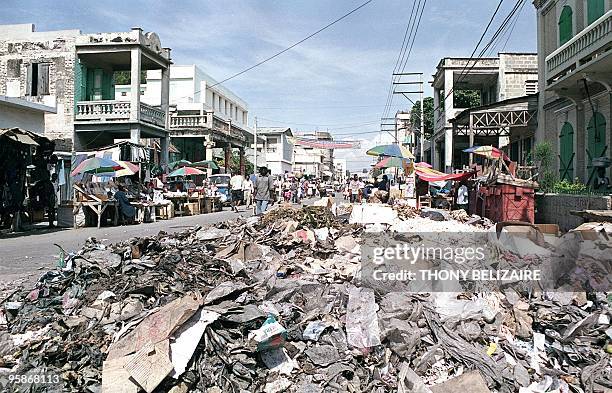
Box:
[208,0,375,88]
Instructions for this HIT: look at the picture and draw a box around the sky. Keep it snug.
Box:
[1,0,537,171]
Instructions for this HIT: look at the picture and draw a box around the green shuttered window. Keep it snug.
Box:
[587,0,605,25]
[559,122,574,181]
[558,6,573,45]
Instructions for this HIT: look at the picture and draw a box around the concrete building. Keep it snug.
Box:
[430,53,538,171]
[0,95,56,134]
[117,64,254,174]
[533,0,612,186]
[292,131,335,178]
[333,158,347,182]
[256,127,293,175]
[0,23,172,165]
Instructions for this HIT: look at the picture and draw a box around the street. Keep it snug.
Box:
[0,207,253,283]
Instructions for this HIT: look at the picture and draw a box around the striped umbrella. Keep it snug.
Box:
[463,145,506,160]
[366,144,415,159]
[169,159,192,169]
[96,161,140,177]
[70,157,123,176]
[374,156,409,169]
[168,166,206,177]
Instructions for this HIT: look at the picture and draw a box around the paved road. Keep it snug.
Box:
[0,207,253,283]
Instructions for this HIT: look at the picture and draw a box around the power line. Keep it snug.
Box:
[208,0,375,88]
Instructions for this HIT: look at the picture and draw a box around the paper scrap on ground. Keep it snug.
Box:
[170,308,220,378]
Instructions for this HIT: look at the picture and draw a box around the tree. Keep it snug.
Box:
[409,97,434,139]
[215,151,254,175]
[454,90,481,108]
[113,70,147,85]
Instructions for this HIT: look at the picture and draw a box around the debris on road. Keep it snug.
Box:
[0,204,610,392]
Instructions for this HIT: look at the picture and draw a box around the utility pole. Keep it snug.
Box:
[392,72,424,161]
[420,73,424,162]
[253,116,258,173]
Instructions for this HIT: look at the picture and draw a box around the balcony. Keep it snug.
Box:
[545,10,612,87]
[75,100,166,128]
[170,114,211,129]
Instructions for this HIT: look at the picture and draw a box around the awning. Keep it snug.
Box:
[0,128,40,146]
[415,167,474,182]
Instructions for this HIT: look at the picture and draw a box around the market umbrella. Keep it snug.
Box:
[415,161,433,168]
[169,159,192,169]
[366,144,415,159]
[96,161,140,177]
[70,157,123,176]
[463,145,506,160]
[374,156,410,169]
[189,160,219,170]
[168,166,206,177]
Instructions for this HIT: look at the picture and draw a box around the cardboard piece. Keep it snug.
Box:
[101,355,139,393]
[349,204,397,225]
[430,370,491,393]
[124,340,173,393]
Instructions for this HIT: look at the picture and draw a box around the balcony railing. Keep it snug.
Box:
[546,10,612,85]
[169,114,210,129]
[75,100,166,128]
[76,100,131,121]
[139,102,166,128]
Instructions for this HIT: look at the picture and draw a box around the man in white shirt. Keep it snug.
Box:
[229,173,244,212]
[242,176,254,208]
[456,181,469,211]
[348,174,363,203]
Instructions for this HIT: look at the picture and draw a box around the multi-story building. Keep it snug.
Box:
[0,23,172,164]
[533,0,612,185]
[117,64,253,174]
[333,158,347,182]
[256,127,293,175]
[430,53,538,171]
[292,131,334,178]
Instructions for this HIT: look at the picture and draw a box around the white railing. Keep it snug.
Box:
[170,114,210,128]
[75,100,131,121]
[546,10,612,81]
[139,102,166,128]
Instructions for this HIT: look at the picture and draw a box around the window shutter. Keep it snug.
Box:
[25,63,33,96]
[587,0,605,24]
[587,112,606,161]
[559,6,573,45]
[37,63,50,95]
[559,122,574,181]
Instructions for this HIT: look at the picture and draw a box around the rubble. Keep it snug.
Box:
[0,205,610,392]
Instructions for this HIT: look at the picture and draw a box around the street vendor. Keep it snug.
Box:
[114,184,136,224]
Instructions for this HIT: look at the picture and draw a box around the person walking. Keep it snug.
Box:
[253,167,274,215]
[229,172,244,212]
[242,175,254,208]
[456,181,469,211]
[349,174,363,203]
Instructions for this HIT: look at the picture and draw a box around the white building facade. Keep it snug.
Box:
[256,127,293,175]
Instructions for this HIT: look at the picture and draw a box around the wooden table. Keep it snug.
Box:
[80,200,119,228]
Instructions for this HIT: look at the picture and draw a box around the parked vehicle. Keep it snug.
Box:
[208,174,232,204]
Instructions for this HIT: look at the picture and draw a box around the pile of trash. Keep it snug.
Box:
[0,206,610,393]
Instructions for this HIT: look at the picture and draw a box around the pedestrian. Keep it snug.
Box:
[242,175,254,207]
[349,174,362,203]
[253,167,274,215]
[229,172,244,212]
[40,173,59,227]
[456,181,469,211]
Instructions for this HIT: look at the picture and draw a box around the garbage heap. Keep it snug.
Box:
[0,205,610,393]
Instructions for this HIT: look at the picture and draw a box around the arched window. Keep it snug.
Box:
[559,122,574,181]
[587,0,605,24]
[558,6,573,45]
